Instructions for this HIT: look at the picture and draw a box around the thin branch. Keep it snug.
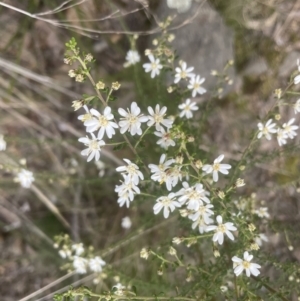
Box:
[0,1,206,36]
[18,272,76,301]
[36,0,89,16]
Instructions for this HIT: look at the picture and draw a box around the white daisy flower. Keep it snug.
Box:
[118,102,148,136]
[257,119,277,140]
[0,134,6,151]
[149,154,175,189]
[73,256,88,274]
[187,75,207,97]
[78,105,93,123]
[117,193,132,208]
[113,283,126,296]
[153,193,181,218]
[116,158,144,185]
[147,104,173,131]
[148,154,175,174]
[202,154,231,182]
[89,256,106,272]
[188,203,214,222]
[121,216,132,229]
[282,118,298,139]
[178,99,199,119]
[294,59,300,85]
[84,107,118,139]
[167,0,192,13]
[115,175,140,208]
[294,99,300,114]
[72,243,84,256]
[167,165,183,190]
[143,55,163,78]
[254,207,270,219]
[154,128,175,149]
[78,133,105,162]
[277,128,288,146]
[255,233,268,247]
[206,215,237,245]
[115,175,140,199]
[232,251,261,277]
[192,215,214,234]
[174,61,195,83]
[59,249,71,259]
[177,182,210,210]
[124,50,140,67]
[15,169,35,188]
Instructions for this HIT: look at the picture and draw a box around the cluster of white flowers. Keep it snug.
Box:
[148,154,237,246]
[115,159,143,207]
[78,101,175,162]
[257,118,299,146]
[73,255,106,274]
[73,47,270,280]
[142,57,206,99]
[58,243,106,274]
[174,60,207,98]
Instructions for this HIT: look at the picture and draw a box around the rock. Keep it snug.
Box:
[243,56,268,76]
[278,51,300,78]
[154,1,236,92]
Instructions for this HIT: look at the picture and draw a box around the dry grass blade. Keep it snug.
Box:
[30,185,71,230]
[0,196,53,245]
[18,271,76,301]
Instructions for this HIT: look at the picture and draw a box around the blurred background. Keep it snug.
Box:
[0,0,300,300]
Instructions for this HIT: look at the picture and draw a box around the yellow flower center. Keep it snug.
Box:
[82,114,92,122]
[98,116,108,127]
[90,140,99,150]
[242,261,250,269]
[151,62,157,70]
[181,71,187,78]
[217,224,226,233]
[213,163,220,171]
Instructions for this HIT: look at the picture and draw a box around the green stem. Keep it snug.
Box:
[252,277,290,301]
[68,292,197,301]
[135,126,151,149]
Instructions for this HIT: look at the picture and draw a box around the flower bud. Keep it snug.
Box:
[68,69,76,78]
[248,223,256,232]
[169,246,177,256]
[140,248,150,259]
[85,53,93,62]
[218,191,225,200]
[235,178,245,187]
[172,237,183,245]
[112,81,121,90]
[75,74,84,82]
[167,86,174,93]
[96,81,105,90]
[195,160,203,169]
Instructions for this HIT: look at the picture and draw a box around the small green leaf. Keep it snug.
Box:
[132,285,137,295]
